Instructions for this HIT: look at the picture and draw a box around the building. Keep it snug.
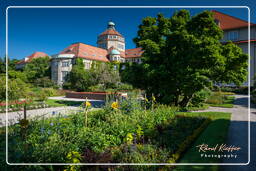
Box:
[51,21,143,86]
[213,10,256,86]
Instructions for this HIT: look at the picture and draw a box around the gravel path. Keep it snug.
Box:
[194,95,255,170]
[0,106,81,127]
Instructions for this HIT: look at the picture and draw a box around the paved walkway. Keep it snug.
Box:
[0,106,81,127]
[195,95,255,170]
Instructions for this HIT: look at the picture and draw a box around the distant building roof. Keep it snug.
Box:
[16,51,48,64]
[99,29,123,37]
[60,42,109,62]
[125,47,144,58]
[212,10,255,30]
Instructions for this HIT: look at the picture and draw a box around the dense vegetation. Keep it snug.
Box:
[121,10,248,107]
[63,59,125,92]
[2,93,231,171]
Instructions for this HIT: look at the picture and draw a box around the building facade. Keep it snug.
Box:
[50,21,143,86]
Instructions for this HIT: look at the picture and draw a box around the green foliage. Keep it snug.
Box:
[190,88,212,107]
[90,61,121,89]
[34,77,57,88]
[65,59,121,92]
[0,76,29,101]
[24,56,50,83]
[206,92,225,104]
[64,58,95,91]
[129,10,247,107]
[0,57,5,73]
[8,70,28,82]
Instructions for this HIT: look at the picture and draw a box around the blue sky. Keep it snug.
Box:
[0,0,255,60]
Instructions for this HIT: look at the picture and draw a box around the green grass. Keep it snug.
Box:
[206,94,235,108]
[174,112,231,171]
[45,99,83,107]
[182,104,209,111]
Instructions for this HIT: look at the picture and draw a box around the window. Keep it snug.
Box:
[228,31,238,41]
[84,62,91,69]
[62,61,69,67]
[62,71,68,81]
[118,44,124,49]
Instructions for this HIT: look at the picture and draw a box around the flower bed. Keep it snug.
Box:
[0,100,50,113]
[6,94,215,170]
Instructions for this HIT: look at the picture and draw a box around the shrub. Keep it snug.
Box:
[33,77,58,88]
[206,92,224,104]
[190,88,212,107]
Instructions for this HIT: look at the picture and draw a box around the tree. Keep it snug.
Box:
[24,56,51,82]
[0,76,29,101]
[90,62,120,89]
[0,56,19,73]
[64,58,95,91]
[132,10,247,107]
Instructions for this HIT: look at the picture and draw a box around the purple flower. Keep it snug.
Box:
[52,111,56,115]
[50,122,54,126]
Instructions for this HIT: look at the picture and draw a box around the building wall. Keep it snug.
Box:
[221,27,256,42]
[107,40,125,52]
[51,58,73,86]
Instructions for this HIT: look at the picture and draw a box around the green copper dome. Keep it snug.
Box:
[110,49,120,55]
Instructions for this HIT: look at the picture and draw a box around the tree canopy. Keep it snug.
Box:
[64,59,121,92]
[127,10,247,107]
[24,56,51,82]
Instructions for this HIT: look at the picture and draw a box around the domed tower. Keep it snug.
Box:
[97,21,125,52]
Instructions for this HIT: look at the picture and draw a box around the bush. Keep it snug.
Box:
[0,76,30,101]
[206,92,224,104]
[190,88,212,107]
[34,77,58,88]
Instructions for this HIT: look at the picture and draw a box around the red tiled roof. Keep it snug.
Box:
[212,10,255,30]
[99,29,123,37]
[125,47,144,58]
[60,43,109,62]
[17,51,48,64]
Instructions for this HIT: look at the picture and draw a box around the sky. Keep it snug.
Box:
[0,0,255,60]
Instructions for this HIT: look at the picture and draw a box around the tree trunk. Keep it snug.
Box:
[179,95,193,107]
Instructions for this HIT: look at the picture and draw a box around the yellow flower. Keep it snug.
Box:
[111,101,119,110]
[85,101,91,108]
[152,95,156,102]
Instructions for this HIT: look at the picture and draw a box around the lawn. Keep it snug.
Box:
[206,92,235,108]
[173,112,231,171]
[45,99,83,107]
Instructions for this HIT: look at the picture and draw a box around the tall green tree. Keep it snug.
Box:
[131,10,247,107]
[64,58,95,91]
[24,56,51,82]
[90,62,120,89]
[0,76,29,101]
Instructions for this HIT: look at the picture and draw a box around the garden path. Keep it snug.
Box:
[0,106,81,127]
[194,95,256,170]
